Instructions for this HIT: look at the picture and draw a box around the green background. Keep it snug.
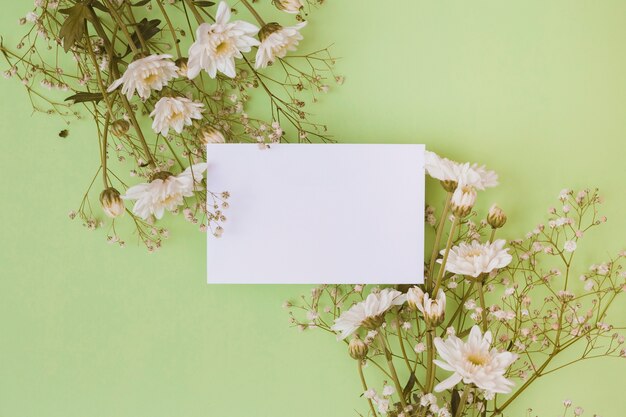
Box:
[1,1,625,416]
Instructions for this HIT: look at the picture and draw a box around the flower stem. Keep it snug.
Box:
[240,0,266,26]
[357,360,378,417]
[184,0,205,24]
[156,0,182,58]
[424,328,436,392]
[477,279,488,333]
[432,216,460,295]
[454,384,472,417]
[428,191,452,290]
[377,333,408,409]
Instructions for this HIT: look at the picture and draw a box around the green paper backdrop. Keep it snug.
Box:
[1,1,625,416]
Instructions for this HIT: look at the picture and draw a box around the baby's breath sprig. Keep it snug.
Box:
[2,0,340,249]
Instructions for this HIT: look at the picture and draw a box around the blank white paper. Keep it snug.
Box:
[206,144,425,284]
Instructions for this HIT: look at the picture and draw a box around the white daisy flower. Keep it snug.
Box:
[440,239,512,278]
[107,54,178,100]
[150,96,204,136]
[122,163,207,220]
[187,1,260,79]
[255,22,306,69]
[433,325,518,394]
[331,288,406,339]
[424,151,498,190]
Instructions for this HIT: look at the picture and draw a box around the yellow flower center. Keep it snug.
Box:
[465,249,483,257]
[215,41,230,55]
[169,111,185,123]
[466,352,488,366]
[143,73,160,84]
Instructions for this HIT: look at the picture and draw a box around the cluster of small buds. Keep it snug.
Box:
[425,205,437,226]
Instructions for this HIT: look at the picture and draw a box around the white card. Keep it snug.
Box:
[206,144,425,284]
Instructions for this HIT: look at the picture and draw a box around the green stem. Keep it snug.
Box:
[424,328,436,392]
[432,217,460,295]
[156,0,182,58]
[454,384,472,417]
[357,360,378,417]
[240,0,266,26]
[377,333,408,409]
[477,279,488,333]
[428,192,452,290]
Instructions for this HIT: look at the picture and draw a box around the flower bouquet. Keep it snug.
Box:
[287,152,625,417]
[2,0,338,250]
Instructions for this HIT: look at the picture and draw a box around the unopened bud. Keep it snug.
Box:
[273,0,303,14]
[175,57,188,77]
[441,180,458,192]
[110,119,130,137]
[487,204,507,229]
[259,22,283,42]
[150,171,173,182]
[348,336,368,360]
[199,126,226,144]
[99,187,125,218]
[406,286,425,311]
[451,185,476,218]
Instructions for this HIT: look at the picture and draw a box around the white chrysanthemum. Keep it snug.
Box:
[331,289,406,339]
[433,325,518,394]
[255,22,306,69]
[440,239,512,278]
[187,1,259,79]
[424,151,498,190]
[150,96,204,136]
[122,163,207,220]
[107,54,178,100]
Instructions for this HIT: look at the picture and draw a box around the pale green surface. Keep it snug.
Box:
[1,1,625,416]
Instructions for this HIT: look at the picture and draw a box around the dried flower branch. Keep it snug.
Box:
[288,153,625,417]
[2,0,339,249]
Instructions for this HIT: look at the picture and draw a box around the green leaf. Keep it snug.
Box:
[124,18,161,56]
[192,1,216,7]
[58,3,93,52]
[64,92,104,104]
[132,0,152,6]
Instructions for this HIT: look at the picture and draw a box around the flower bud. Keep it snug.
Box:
[110,119,130,137]
[440,180,458,193]
[273,0,303,14]
[199,126,226,144]
[406,286,425,311]
[451,185,476,218]
[418,290,446,328]
[259,22,283,42]
[150,171,173,182]
[175,57,189,77]
[487,204,507,229]
[348,336,368,360]
[99,187,125,218]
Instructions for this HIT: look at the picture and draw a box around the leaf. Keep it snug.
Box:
[64,92,104,104]
[451,388,461,416]
[402,373,416,398]
[192,1,216,6]
[58,3,93,52]
[132,0,152,6]
[124,18,161,56]
[91,0,109,12]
